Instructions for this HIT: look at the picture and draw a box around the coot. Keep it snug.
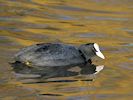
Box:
[14,43,105,67]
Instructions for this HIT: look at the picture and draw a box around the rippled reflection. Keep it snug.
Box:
[11,61,104,82]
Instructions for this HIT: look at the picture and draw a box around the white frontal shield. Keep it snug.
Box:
[94,43,105,59]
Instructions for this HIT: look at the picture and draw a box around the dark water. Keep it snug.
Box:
[0,0,133,100]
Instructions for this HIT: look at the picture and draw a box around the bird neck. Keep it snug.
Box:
[79,50,88,63]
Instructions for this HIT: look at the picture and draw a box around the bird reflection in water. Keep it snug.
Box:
[10,62,104,83]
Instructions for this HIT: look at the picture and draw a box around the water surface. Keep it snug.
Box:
[0,0,133,100]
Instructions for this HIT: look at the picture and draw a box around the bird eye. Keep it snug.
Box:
[93,47,97,52]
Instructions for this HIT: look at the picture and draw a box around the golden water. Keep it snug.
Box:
[0,0,133,100]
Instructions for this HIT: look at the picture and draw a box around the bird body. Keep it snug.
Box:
[14,43,105,68]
